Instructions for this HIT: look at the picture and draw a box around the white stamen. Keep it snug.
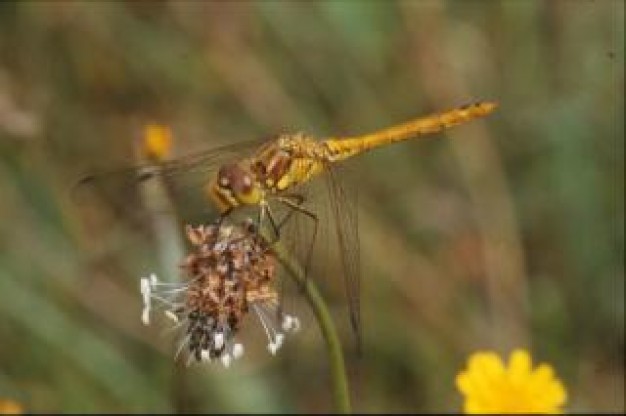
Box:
[292,317,301,332]
[162,317,188,334]
[221,353,232,368]
[164,310,179,323]
[174,333,191,361]
[150,285,189,295]
[151,275,200,287]
[140,278,151,304]
[185,353,194,367]
[214,332,224,350]
[141,307,150,325]
[148,294,181,308]
[281,315,293,332]
[232,343,244,359]
[253,304,274,345]
[274,333,285,349]
[201,349,211,362]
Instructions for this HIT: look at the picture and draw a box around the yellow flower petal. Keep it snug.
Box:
[0,399,23,415]
[456,349,567,414]
[468,352,504,387]
[508,349,532,384]
[464,399,486,414]
[143,124,172,161]
[456,372,472,394]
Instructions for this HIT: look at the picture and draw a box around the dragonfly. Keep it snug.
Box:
[76,101,497,346]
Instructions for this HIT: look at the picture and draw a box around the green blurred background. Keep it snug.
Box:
[0,0,623,413]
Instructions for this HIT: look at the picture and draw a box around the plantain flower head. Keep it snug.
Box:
[140,219,299,367]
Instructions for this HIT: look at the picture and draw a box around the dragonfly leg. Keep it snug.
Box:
[257,200,282,245]
[266,205,281,244]
[276,194,305,230]
[213,207,232,226]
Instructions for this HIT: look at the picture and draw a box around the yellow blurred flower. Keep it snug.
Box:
[143,123,172,162]
[0,399,23,415]
[456,349,567,414]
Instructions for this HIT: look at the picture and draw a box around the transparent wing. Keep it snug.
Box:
[255,176,324,342]
[70,138,268,231]
[325,162,361,351]
[260,160,362,351]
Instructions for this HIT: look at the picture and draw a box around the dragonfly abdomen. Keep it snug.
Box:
[322,101,497,162]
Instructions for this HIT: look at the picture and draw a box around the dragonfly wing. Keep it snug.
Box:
[71,163,157,235]
[325,162,362,351]
[70,139,268,230]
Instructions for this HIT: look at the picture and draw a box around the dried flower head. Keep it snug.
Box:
[140,219,300,367]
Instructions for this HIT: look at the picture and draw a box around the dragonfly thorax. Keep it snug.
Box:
[256,134,327,191]
[207,136,328,214]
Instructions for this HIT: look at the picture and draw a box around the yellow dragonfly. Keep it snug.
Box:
[76,101,497,345]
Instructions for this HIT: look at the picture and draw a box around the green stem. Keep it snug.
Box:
[271,241,352,414]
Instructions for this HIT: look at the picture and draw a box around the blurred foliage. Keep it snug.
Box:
[0,0,623,413]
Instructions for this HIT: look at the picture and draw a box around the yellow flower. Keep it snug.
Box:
[143,123,172,162]
[456,349,567,414]
[0,399,23,415]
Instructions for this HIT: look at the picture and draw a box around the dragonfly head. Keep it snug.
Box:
[208,163,263,213]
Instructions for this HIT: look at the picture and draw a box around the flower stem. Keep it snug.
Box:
[271,241,352,414]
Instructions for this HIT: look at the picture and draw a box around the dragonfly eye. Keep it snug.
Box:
[209,164,261,212]
[217,164,237,191]
[217,164,257,196]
